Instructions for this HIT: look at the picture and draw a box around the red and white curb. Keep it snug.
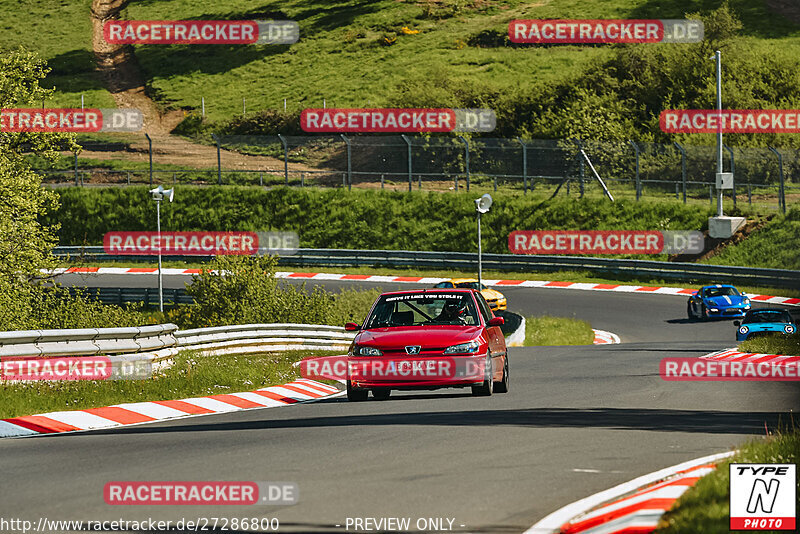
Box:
[50,268,800,307]
[0,379,341,439]
[593,330,621,345]
[525,451,734,534]
[702,348,800,366]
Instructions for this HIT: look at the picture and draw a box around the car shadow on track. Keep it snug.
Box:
[61,407,795,438]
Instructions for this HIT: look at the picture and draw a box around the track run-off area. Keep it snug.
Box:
[2,271,798,533]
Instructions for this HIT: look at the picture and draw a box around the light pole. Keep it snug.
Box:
[474,194,492,287]
[714,50,723,217]
[149,185,175,312]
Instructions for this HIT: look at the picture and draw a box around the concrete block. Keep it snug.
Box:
[709,216,746,239]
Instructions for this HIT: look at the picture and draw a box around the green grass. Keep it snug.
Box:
[0,349,341,419]
[740,334,800,357]
[656,425,799,534]
[524,315,594,346]
[0,0,115,108]
[705,208,800,271]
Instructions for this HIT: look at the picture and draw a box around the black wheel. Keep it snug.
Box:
[471,354,494,396]
[687,301,696,319]
[346,381,368,401]
[700,303,708,319]
[371,388,391,400]
[494,356,509,393]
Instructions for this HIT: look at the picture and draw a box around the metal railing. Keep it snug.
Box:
[32,134,798,210]
[53,247,800,288]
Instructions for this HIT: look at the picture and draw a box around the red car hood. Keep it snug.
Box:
[354,325,483,351]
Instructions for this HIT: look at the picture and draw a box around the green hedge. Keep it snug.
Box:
[48,186,716,257]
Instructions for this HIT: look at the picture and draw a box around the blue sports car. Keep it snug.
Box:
[735,308,797,341]
[687,284,751,319]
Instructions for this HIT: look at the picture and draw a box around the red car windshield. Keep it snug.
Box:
[365,293,480,328]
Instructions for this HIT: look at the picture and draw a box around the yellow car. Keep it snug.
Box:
[433,278,507,311]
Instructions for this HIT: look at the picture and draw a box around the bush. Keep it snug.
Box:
[174,255,380,328]
[0,281,148,331]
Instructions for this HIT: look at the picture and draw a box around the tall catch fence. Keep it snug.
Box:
[32,133,798,211]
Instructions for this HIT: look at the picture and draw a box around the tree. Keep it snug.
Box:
[0,48,79,328]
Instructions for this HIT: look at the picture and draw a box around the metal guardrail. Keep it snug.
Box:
[0,323,355,362]
[54,247,800,289]
[0,324,178,358]
[175,323,355,355]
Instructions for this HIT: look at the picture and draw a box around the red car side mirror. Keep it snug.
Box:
[344,322,360,331]
[488,317,504,327]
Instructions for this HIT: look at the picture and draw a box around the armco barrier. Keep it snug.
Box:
[53,247,800,288]
[0,323,356,375]
[174,323,355,355]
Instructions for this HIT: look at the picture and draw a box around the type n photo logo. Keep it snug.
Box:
[730,464,796,530]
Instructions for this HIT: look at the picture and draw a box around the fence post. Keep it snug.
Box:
[301,172,305,187]
[572,139,585,198]
[210,133,222,185]
[340,134,351,191]
[673,141,687,204]
[458,136,470,192]
[144,133,153,186]
[748,183,752,205]
[260,171,263,187]
[381,174,384,190]
[278,134,289,185]
[126,171,130,185]
[709,186,713,204]
[768,146,786,214]
[675,183,679,200]
[74,151,79,185]
[516,137,528,194]
[723,144,736,207]
[629,140,641,201]
[401,134,412,192]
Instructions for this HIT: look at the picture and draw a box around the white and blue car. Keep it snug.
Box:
[687,284,751,319]
[734,309,796,341]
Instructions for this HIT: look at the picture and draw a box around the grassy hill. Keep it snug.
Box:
[3,1,800,145]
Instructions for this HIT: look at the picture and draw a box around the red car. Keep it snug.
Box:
[344,289,509,401]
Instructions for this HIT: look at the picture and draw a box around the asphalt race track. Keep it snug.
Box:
[3,272,798,533]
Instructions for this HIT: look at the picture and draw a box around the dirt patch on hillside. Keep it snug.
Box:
[88,0,312,172]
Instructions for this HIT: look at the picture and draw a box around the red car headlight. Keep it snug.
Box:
[443,340,480,354]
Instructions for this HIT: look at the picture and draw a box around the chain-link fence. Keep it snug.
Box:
[32,133,798,211]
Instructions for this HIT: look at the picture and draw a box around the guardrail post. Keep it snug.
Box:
[517,137,528,194]
[211,133,222,185]
[629,140,641,201]
[768,146,786,214]
[724,144,736,207]
[748,183,752,205]
[74,150,79,185]
[144,133,153,186]
[278,134,289,185]
[458,136,469,192]
[380,174,384,189]
[340,134,352,191]
[673,141,687,204]
[301,172,305,187]
[401,134,412,192]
